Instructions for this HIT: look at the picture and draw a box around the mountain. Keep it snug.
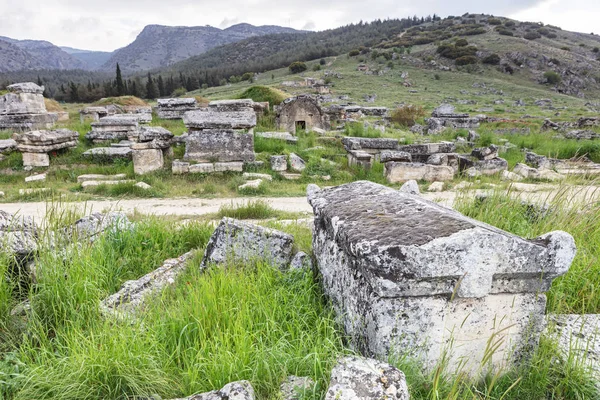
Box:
[60,46,113,70]
[100,23,303,73]
[0,36,89,71]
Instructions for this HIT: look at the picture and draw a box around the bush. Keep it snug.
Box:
[482,54,501,65]
[171,88,187,97]
[241,72,254,81]
[504,20,516,27]
[544,70,562,85]
[319,58,327,65]
[497,28,514,36]
[348,49,360,57]
[218,200,277,219]
[455,39,469,47]
[561,46,571,51]
[593,47,600,53]
[488,18,502,25]
[524,31,542,40]
[288,61,307,74]
[455,55,478,65]
[390,105,425,127]
[312,64,321,71]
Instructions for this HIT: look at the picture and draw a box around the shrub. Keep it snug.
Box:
[319,58,327,65]
[238,86,289,107]
[482,54,501,65]
[549,58,561,65]
[171,87,187,97]
[390,105,425,127]
[504,21,516,27]
[434,74,441,80]
[524,31,542,40]
[594,47,600,53]
[93,96,148,107]
[348,49,360,57]
[561,46,571,51]
[488,18,502,25]
[546,32,558,38]
[288,61,307,74]
[241,72,254,81]
[218,200,276,219]
[455,55,478,65]
[44,98,64,112]
[497,28,514,36]
[455,38,469,47]
[312,64,321,71]
[544,70,562,84]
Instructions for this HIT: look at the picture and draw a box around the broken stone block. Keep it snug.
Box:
[81,180,135,189]
[280,376,315,400]
[0,210,37,261]
[168,380,255,400]
[347,150,373,169]
[256,131,298,143]
[172,160,190,174]
[385,162,454,183]
[132,148,164,175]
[138,126,174,142]
[289,153,306,172]
[281,173,302,180]
[184,130,255,163]
[86,116,139,143]
[380,150,411,163]
[238,179,263,191]
[201,218,294,270]
[184,108,256,130]
[0,82,58,131]
[135,182,152,190]
[82,147,132,160]
[290,251,312,270]
[22,152,49,167]
[325,356,409,400]
[25,173,46,183]
[0,139,17,154]
[308,181,576,373]
[101,251,193,318]
[243,173,272,181]
[464,158,508,177]
[467,130,480,142]
[472,145,499,160]
[513,163,564,181]
[70,212,133,241]
[271,155,287,172]
[399,180,420,195]
[76,174,127,183]
[342,137,399,152]
[214,162,243,172]
[157,98,198,120]
[428,181,444,192]
[501,170,523,182]
[208,99,255,112]
[189,163,215,174]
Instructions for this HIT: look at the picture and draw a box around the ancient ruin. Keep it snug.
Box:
[85,116,140,143]
[157,98,198,119]
[0,82,57,131]
[308,181,576,373]
[131,126,174,174]
[13,129,79,168]
[276,95,330,134]
[426,104,480,134]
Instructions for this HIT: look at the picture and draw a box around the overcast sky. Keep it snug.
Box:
[0,0,597,51]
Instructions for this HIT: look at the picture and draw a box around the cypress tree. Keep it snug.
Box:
[116,63,125,96]
[158,75,165,97]
[146,73,158,99]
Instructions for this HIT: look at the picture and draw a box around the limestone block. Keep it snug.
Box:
[133,148,164,175]
[184,130,255,163]
[271,155,287,172]
[189,163,215,173]
[22,152,49,167]
[214,162,244,172]
[385,162,454,183]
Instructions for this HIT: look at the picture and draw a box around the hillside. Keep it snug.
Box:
[60,47,113,70]
[101,23,303,73]
[0,36,88,72]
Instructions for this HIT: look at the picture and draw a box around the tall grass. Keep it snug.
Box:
[218,200,278,219]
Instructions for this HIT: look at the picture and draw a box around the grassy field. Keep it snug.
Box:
[0,199,598,399]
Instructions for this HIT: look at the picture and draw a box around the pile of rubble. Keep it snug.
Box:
[425,104,480,134]
[174,100,256,174]
[13,129,79,168]
[0,82,57,131]
[509,152,600,180]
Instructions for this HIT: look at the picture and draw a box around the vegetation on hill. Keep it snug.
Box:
[93,96,148,107]
[238,86,289,106]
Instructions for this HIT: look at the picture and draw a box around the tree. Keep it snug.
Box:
[544,71,561,85]
[146,73,158,99]
[68,82,79,102]
[158,75,165,97]
[115,63,125,96]
[288,61,308,74]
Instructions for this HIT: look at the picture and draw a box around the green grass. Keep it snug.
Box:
[217,200,279,219]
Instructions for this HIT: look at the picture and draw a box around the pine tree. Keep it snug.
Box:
[158,75,165,97]
[115,63,125,96]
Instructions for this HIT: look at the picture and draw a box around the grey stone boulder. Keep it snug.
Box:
[7,82,44,94]
[290,251,313,270]
[101,251,193,318]
[271,155,288,172]
[342,137,399,151]
[170,380,255,400]
[280,376,315,400]
[0,211,37,260]
[472,145,499,160]
[325,356,409,400]
[201,218,294,270]
[380,150,411,163]
[256,131,298,143]
[0,139,17,154]
[139,126,174,142]
[13,129,79,153]
[431,103,457,117]
[289,153,306,172]
[70,212,133,241]
[399,180,420,195]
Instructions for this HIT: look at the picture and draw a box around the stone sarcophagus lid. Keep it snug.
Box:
[308,181,576,373]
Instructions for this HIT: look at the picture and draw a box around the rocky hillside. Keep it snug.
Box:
[0,36,89,72]
[101,23,303,73]
[60,47,113,70]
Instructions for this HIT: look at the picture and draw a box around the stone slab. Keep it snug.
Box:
[184,130,255,163]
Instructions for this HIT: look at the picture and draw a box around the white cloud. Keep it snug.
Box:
[0,0,594,51]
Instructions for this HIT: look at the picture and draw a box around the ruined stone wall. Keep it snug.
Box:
[276,97,329,134]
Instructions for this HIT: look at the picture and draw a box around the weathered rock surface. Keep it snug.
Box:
[70,212,133,241]
[290,251,312,270]
[86,116,139,143]
[380,150,411,163]
[309,181,575,372]
[82,147,132,159]
[325,356,409,400]
[271,155,287,172]
[101,251,193,318]
[13,129,79,159]
[170,380,255,400]
[256,131,298,143]
[0,139,17,154]
[184,109,256,130]
[138,126,174,142]
[157,98,198,120]
[201,218,294,270]
[399,180,420,195]
[385,162,454,183]
[280,376,315,400]
[132,148,164,175]
[342,137,399,152]
[289,153,306,172]
[184,130,255,163]
[0,210,37,260]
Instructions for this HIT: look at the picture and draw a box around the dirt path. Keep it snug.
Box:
[1,183,599,223]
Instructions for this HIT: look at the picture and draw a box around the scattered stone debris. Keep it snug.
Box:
[308,181,576,373]
[157,98,198,119]
[325,356,409,400]
[13,129,79,168]
[0,82,58,131]
[101,251,193,318]
[134,182,152,190]
[201,218,294,270]
[256,131,298,143]
[380,142,458,183]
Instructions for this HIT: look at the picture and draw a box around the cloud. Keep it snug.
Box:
[0,0,594,51]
